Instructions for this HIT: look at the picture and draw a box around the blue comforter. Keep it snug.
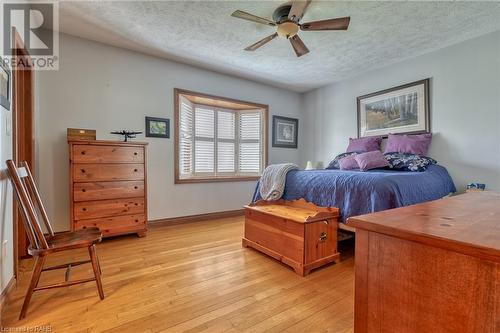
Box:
[252,165,456,222]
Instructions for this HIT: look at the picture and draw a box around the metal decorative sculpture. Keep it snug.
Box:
[110,130,142,142]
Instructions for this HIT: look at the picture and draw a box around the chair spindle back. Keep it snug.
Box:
[6,160,51,250]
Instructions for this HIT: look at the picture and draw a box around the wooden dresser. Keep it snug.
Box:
[348,192,500,333]
[69,140,148,238]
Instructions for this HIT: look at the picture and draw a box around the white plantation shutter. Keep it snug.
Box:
[239,112,262,174]
[176,94,265,180]
[194,107,215,173]
[217,110,236,173]
[217,110,235,140]
[179,97,193,177]
[217,142,235,172]
[194,140,214,173]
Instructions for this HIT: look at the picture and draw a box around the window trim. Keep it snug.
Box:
[174,88,268,184]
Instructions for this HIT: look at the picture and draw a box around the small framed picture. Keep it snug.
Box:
[145,116,170,138]
[0,62,11,110]
[272,115,298,148]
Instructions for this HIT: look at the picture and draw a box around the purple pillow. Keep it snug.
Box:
[354,151,390,171]
[346,136,382,153]
[338,155,359,170]
[384,133,432,155]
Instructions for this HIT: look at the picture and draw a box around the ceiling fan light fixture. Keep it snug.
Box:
[232,1,350,57]
[277,21,299,39]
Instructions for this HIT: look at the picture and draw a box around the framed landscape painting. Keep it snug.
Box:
[357,79,430,138]
[272,116,298,148]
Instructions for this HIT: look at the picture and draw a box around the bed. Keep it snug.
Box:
[252,164,456,231]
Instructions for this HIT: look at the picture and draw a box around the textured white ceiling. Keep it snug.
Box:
[58,1,500,92]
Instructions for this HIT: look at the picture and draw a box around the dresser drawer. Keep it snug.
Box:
[73,181,144,201]
[72,145,144,163]
[74,198,145,220]
[75,214,146,236]
[73,164,144,182]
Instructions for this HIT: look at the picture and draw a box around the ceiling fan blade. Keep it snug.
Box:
[301,17,350,31]
[244,33,278,51]
[231,10,276,26]
[288,0,311,22]
[289,35,310,57]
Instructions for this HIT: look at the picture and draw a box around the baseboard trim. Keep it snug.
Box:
[0,276,16,314]
[149,209,245,226]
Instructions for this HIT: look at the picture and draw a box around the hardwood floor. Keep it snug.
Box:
[1,216,354,332]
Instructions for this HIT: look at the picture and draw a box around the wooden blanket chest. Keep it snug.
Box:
[243,199,340,276]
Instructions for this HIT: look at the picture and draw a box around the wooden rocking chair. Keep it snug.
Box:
[6,160,105,320]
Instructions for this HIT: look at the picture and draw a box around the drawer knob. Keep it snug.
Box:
[81,151,86,155]
[82,189,86,192]
[82,208,87,211]
[135,219,139,222]
[134,186,138,189]
[134,152,138,156]
[81,169,86,173]
[134,203,138,206]
[319,232,327,242]
[134,169,138,172]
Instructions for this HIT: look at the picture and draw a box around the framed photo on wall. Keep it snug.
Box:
[357,78,430,138]
[272,115,298,148]
[145,116,170,138]
[0,62,10,110]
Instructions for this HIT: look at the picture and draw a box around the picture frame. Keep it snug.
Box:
[0,61,11,110]
[272,115,298,148]
[357,78,430,138]
[145,116,170,138]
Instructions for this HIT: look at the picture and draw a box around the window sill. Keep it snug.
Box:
[175,176,261,184]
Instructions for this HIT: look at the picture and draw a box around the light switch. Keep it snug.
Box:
[1,240,7,259]
[5,113,12,136]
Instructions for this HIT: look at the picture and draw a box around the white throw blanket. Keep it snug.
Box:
[259,163,299,201]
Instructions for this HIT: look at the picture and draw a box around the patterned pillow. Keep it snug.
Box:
[384,152,437,172]
[326,152,359,169]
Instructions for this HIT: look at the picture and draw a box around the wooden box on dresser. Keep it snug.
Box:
[69,140,148,237]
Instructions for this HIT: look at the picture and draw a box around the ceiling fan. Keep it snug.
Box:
[231,0,350,57]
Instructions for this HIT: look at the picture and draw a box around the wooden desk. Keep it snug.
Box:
[348,192,500,333]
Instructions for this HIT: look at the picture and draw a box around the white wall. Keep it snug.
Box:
[303,30,500,192]
[0,16,22,295]
[36,33,305,232]
[0,88,14,294]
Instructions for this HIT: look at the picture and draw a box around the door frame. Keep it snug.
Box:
[11,28,35,276]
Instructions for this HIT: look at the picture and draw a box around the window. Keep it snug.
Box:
[175,89,268,183]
